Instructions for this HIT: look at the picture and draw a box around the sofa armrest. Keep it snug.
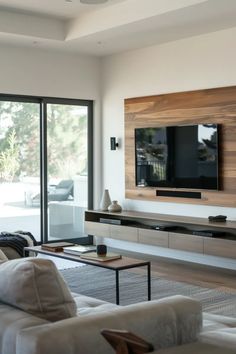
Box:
[17,295,202,354]
[0,304,48,354]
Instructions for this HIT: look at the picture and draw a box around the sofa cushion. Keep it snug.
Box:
[203,312,236,328]
[153,342,236,354]
[199,328,236,350]
[73,294,118,315]
[0,303,49,354]
[0,257,77,322]
[0,246,21,259]
[0,249,8,262]
[17,295,202,354]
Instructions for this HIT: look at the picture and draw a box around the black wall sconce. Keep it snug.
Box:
[110,137,119,150]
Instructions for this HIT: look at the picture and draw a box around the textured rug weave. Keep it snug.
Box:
[60,265,236,317]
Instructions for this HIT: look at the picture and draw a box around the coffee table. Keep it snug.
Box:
[24,246,151,305]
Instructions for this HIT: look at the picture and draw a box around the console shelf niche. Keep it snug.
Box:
[85,210,236,260]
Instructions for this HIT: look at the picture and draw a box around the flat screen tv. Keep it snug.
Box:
[135,124,219,190]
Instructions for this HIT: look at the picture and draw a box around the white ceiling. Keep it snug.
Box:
[0,0,236,56]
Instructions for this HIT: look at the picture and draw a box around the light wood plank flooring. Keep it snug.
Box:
[112,248,236,293]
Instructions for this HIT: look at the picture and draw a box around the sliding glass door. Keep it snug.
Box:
[0,95,93,244]
[0,99,41,240]
[46,102,90,241]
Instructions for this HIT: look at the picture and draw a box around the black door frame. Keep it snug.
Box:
[0,93,93,244]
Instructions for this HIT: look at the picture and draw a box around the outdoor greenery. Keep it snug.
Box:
[0,101,87,182]
[0,130,20,182]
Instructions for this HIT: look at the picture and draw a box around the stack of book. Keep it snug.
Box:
[79,252,122,262]
[41,242,75,252]
[63,245,96,255]
[63,245,122,262]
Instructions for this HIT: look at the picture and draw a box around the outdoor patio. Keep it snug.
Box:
[0,178,87,242]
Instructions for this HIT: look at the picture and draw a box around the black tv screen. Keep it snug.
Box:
[135,124,219,190]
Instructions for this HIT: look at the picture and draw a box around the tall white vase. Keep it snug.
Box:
[100,189,111,211]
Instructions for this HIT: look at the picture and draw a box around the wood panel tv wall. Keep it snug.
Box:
[125,86,236,207]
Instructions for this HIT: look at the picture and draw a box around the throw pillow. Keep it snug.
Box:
[0,248,8,263]
[0,257,77,321]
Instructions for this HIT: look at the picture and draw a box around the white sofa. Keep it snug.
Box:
[0,257,235,354]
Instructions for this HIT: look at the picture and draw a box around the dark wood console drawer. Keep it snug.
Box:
[138,228,168,247]
[169,232,204,253]
[204,238,236,258]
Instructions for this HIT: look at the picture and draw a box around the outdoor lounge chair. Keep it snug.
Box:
[30,179,74,206]
[48,179,74,202]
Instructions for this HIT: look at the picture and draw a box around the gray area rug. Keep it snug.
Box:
[60,265,236,317]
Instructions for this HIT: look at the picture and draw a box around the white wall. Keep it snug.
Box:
[101,27,236,221]
[0,44,102,205]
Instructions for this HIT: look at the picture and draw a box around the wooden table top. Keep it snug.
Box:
[24,245,150,271]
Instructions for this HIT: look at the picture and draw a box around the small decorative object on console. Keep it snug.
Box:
[100,189,112,211]
[208,215,227,222]
[108,200,122,212]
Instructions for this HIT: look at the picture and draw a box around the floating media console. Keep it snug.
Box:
[156,190,202,199]
[85,210,236,260]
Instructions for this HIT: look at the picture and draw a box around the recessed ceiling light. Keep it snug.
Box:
[80,0,108,4]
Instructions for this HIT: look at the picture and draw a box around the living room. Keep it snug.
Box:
[0,1,236,353]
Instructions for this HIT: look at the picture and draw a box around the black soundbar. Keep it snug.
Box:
[156,190,201,199]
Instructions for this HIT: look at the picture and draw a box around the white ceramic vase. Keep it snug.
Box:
[108,200,122,212]
[100,189,112,211]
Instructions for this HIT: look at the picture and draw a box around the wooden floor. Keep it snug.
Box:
[112,248,236,293]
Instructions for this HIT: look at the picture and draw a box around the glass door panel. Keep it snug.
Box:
[47,103,88,241]
[0,100,41,241]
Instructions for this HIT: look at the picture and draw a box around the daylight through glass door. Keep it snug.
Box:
[47,103,88,241]
[0,96,92,245]
[0,100,41,240]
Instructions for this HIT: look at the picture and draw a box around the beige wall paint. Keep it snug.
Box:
[0,44,102,206]
[101,26,236,220]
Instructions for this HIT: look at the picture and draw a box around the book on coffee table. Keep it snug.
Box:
[80,252,121,262]
[63,245,97,255]
[41,242,75,252]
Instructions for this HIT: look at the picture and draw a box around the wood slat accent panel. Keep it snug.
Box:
[138,228,168,247]
[169,233,204,253]
[125,86,236,206]
[204,238,236,259]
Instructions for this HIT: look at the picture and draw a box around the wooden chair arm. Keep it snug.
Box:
[101,328,154,354]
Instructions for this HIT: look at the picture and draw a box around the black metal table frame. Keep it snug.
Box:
[114,262,151,305]
[24,247,151,305]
